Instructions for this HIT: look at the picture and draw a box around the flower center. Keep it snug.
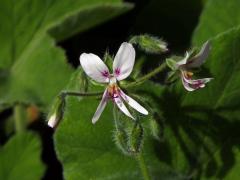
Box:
[107,84,119,99]
[107,76,119,99]
[184,71,194,79]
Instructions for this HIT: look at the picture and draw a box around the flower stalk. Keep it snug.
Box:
[61,91,103,97]
[124,62,167,88]
[136,153,151,180]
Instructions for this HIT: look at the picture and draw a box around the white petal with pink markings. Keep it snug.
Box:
[80,53,110,83]
[113,42,135,81]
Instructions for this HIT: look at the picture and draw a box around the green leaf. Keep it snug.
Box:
[153,27,240,179]
[0,0,131,108]
[0,131,45,180]
[54,68,186,179]
[192,0,240,45]
[185,28,240,115]
[54,97,182,179]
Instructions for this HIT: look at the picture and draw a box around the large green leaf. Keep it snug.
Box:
[0,131,45,180]
[0,0,131,108]
[54,68,187,179]
[192,0,240,45]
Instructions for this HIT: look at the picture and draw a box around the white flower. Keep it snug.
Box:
[176,41,213,91]
[79,42,148,124]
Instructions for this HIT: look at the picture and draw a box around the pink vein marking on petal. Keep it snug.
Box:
[114,68,121,77]
[101,70,109,78]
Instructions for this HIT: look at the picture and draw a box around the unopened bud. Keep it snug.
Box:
[47,94,65,129]
[113,128,130,155]
[129,34,168,54]
[129,122,143,153]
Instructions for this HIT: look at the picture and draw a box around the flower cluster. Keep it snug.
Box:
[48,39,213,128]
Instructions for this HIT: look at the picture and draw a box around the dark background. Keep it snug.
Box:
[0,0,203,179]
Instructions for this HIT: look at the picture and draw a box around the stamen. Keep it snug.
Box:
[184,71,194,79]
[107,84,120,99]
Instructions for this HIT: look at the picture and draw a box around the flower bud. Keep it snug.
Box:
[113,128,130,155]
[47,94,65,129]
[129,34,168,54]
[129,122,143,153]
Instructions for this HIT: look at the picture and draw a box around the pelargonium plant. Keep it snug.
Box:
[47,34,212,180]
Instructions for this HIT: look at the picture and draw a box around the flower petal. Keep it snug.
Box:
[119,90,148,115]
[186,41,210,68]
[181,72,213,91]
[92,89,108,124]
[114,96,135,120]
[113,42,135,81]
[181,77,195,91]
[80,53,110,83]
[176,52,190,67]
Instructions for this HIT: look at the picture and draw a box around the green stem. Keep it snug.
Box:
[14,104,26,133]
[61,91,103,97]
[124,62,167,88]
[113,104,119,130]
[136,153,151,180]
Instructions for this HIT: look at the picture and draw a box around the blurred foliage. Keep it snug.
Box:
[0,0,132,179]
[0,132,45,180]
[0,0,131,110]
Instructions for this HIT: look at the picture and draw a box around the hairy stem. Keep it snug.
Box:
[136,153,151,180]
[125,62,167,88]
[61,91,103,97]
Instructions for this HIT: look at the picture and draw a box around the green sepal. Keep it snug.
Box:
[166,58,177,71]
[47,94,66,127]
[165,71,179,84]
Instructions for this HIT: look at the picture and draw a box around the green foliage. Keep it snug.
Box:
[0,0,132,109]
[0,132,45,180]
[192,0,240,45]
